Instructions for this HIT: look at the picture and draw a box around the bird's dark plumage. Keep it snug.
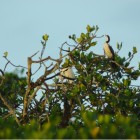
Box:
[104,35,116,68]
[104,35,115,59]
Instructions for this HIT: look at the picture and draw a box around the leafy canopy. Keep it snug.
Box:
[0,25,140,139]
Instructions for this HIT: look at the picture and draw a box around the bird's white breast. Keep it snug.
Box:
[59,67,75,83]
[103,43,113,58]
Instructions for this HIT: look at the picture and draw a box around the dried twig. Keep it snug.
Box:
[3,57,27,72]
[31,51,39,58]
[32,56,60,64]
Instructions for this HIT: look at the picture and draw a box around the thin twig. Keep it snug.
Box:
[3,57,27,72]
[32,56,60,63]
[94,35,104,38]
[92,52,105,57]
[60,34,103,60]
[111,60,134,70]
[0,69,4,76]
[0,69,5,86]
[45,72,60,80]
[4,61,10,72]
[31,51,39,58]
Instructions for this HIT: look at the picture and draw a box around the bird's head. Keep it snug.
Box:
[105,35,110,43]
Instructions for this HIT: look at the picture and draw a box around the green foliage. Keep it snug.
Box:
[42,34,49,41]
[0,25,140,139]
[133,46,137,54]
[0,111,140,139]
[3,51,8,58]
[0,69,26,117]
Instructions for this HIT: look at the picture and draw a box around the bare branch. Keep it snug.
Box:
[94,35,104,38]
[0,93,20,126]
[59,33,102,60]
[0,69,4,76]
[0,69,5,86]
[28,86,41,106]
[32,56,60,63]
[3,57,27,72]
[45,72,60,81]
[92,52,105,57]
[31,51,39,58]
[111,60,134,70]
[23,57,32,119]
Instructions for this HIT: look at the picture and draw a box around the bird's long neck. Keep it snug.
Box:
[106,35,110,43]
[106,40,109,43]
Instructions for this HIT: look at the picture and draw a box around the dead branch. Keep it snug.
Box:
[31,51,39,58]
[23,57,32,119]
[32,56,60,63]
[0,93,20,126]
[28,86,41,106]
[3,57,27,72]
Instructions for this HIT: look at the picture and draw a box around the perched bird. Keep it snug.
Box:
[59,67,75,84]
[103,35,115,60]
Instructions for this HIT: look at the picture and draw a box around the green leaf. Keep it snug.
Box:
[4,51,8,57]
[42,34,49,41]
[85,45,90,50]
[86,25,95,33]
[96,74,102,81]
[123,79,131,86]
[73,50,80,56]
[80,83,86,91]
[101,85,107,91]
[131,70,140,80]
[85,33,90,38]
[120,42,122,48]
[86,25,91,32]
[133,47,137,54]
[81,33,86,39]
[72,34,76,40]
[139,62,140,70]
[88,52,93,59]
[90,42,97,46]
[124,89,131,95]
[80,52,85,59]
[124,62,130,67]
[116,42,122,50]
[128,52,131,57]
[65,58,69,65]
[95,25,99,31]
[77,37,82,43]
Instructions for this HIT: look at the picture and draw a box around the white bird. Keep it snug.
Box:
[59,67,75,84]
[103,35,115,60]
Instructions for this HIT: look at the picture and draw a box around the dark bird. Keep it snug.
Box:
[103,35,115,60]
[103,35,117,69]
